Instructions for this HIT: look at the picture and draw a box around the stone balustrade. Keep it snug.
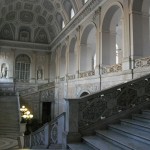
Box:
[102,63,122,74]
[135,56,150,68]
[79,71,95,78]
[24,113,65,148]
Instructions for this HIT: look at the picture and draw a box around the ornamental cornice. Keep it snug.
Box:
[0,40,50,51]
[50,0,106,51]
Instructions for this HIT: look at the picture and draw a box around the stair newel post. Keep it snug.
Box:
[62,99,81,149]
[44,123,50,147]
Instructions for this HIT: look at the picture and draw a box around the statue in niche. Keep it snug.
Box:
[1,63,8,78]
[37,67,43,80]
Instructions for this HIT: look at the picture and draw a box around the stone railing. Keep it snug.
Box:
[24,113,65,149]
[65,73,150,135]
[102,64,122,74]
[79,71,95,78]
[135,56,150,68]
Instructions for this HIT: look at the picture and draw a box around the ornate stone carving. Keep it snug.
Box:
[79,71,95,78]
[50,124,58,144]
[41,88,54,102]
[102,64,122,74]
[135,56,150,68]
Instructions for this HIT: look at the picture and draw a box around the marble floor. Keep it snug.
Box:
[0,137,18,150]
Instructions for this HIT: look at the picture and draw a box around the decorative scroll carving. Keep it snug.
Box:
[67,74,75,80]
[41,89,54,102]
[50,124,58,144]
[102,64,122,74]
[78,75,150,128]
[35,28,48,44]
[79,71,95,78]
[135,57,150,68]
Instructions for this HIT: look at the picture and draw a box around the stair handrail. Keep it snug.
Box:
[65,73,150,137]
[24,112,66,148]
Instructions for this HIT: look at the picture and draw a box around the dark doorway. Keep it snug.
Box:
[80,92,89,97]
[42,102,51,124]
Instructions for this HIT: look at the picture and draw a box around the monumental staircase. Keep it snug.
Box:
[0,95,20,150]
[21,73,150,150]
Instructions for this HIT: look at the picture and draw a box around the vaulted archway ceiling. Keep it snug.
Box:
[0,0,84,44]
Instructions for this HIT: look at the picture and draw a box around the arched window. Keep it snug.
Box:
[15,54,31,82]
[71,8,75,19]
[84,0,88,4]
[62,20,65,29]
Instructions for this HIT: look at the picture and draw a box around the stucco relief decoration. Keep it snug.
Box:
[6,11,16,21]
[43,0,54,12]
[41,89,54,102]
[20,11,34,23]
[35,29,48,44]
[1,63,8,78]
[37,16,46,26]
[19,29,30,42]
[24,3,33,10]
[5,0,16,5]
[0,24,13,40]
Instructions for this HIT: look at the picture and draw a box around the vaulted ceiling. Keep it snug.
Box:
[0,0,85,44]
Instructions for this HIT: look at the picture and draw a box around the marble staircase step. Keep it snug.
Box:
[68,143,95,150]
[109,124,150,145]
[121,119,150,133]
[96,130,150,150]
[83,135,123,150]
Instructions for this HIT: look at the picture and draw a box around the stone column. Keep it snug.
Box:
[94,8,101,75]
[75,26,81,78]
